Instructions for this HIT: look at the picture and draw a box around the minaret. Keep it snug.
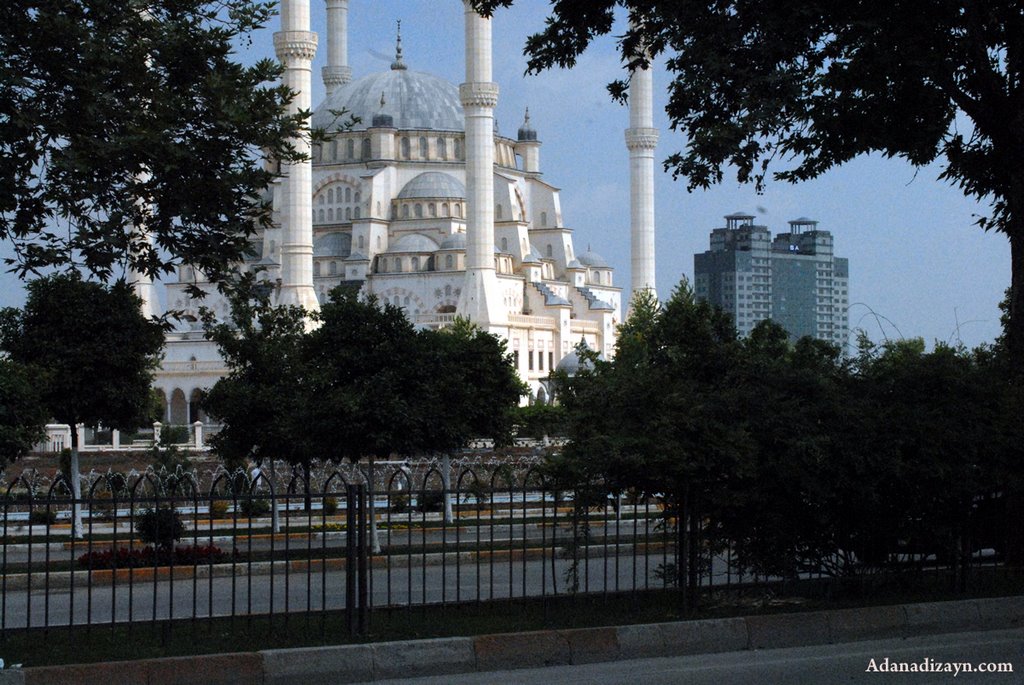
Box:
[625,53,659,302]
[322,0,352,96]
[128,261,157,319]
[274,0,319,312]
[457,1,504,327]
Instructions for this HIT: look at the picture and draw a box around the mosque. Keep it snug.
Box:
[147,1,659,427]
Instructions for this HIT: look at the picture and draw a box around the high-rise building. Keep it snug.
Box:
[694,214,850,345]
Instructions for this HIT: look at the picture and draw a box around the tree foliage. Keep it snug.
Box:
[473,0,1024,369]
[202,275,311,470]
[0,273,165,441]
[552,280,1022,580]
[0,358,47,466]
[0,0,304,289]
[204,287,524,467]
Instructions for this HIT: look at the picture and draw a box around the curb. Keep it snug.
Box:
[10,596,1024,684]
[2,541,666,590]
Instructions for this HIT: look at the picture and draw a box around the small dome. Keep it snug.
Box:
[517,108,537,142]
[398,172,466,200]
[555,346,594,376]
[566,259,584,270]
[577,249,609,268]
[385,233,439,253]
[439,232,466,250]
[313,232,352,258]
[522,253,540,265]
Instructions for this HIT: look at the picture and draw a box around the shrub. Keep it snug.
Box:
[136,507,185,549]
[322,496,338,515]
[239,497,271,517]
[209,500,229,519]
[29,508,57,525]
[417,490,444,513]
[389,493,410,513]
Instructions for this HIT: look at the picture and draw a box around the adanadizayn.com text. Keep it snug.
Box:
[866,658,1013,677]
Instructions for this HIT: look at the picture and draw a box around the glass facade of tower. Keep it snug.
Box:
[694,215,850,346]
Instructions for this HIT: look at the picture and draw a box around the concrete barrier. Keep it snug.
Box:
[747,609,832,649]
[261,644,373,685]
[15,596,1024,684]
[371,638,476,680]
[473,630,571,671]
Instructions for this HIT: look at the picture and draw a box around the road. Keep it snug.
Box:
[361,628,1024,684]
[0,551,673,628]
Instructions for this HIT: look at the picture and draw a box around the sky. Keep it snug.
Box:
[1,1,1011,350]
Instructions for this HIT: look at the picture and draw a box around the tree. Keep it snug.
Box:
[203,277,311,471]
[552,281,748,608]
[0,359,47,467]
[418,319,526,521]
[0,273,164,535]
[474,0,1024,371]
[419,318,525,455]
[1,1,303,289]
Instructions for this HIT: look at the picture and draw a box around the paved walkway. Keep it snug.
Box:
[362,628,1024,685]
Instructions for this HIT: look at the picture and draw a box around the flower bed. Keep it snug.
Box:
[77,544,230,569]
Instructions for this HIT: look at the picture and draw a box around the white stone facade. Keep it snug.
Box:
[153,1,636,419]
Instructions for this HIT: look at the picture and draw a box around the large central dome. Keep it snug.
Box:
[312,68,464,134]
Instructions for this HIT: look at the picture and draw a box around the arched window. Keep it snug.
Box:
[414,203,423,218]
[330,141,338,160]
[269,240,276,255]
[346,139,355,159]
[540,211,548,227]
[314,262,321,277]
[454,204,462,218]
[441,202,449,216]
[354,191,361,204]
[418,136,428,158]
[354,207,361,219]
[445,285,452,296]
[345,187,351,202]
[362,138,371,159]
[454,139,462,159]
[428,203,436,217]
[345,207,351,220]
[328,188,335,203]
[318,195,325,205]
[495,204,503,220]
[412,256,420,270]
[403,296,410,306]
[546,244,553,258]
[394,258,402,272]
[402,205,410,218]
[501,237,508,251]
[358,235,365,249]
[318,209,325,222]
[328,208,335,221]
[329,261,337,276]
[445,254,453,269]
[401,137,411,159]
[437,138,447,159]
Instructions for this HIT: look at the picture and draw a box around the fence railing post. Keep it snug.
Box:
[357,484,369,635]
[346,484,357,636]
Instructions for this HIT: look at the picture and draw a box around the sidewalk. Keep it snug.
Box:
[2,595,1022,685]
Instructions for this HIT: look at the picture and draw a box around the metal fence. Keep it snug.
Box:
[0,461,1013,647]
[0,463,685,642]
